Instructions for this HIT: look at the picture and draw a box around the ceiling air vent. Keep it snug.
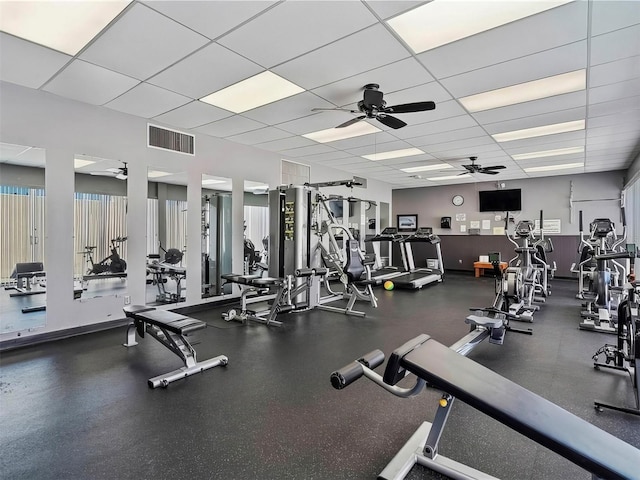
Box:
[148,124,195,155]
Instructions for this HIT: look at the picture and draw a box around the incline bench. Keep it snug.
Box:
[123,305,227,388]
[332,334,640,480]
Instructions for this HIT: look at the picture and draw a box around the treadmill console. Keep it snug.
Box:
[381,227,398,235]
[416,227,433,235]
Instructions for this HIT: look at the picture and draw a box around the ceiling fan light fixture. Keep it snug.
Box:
[512,146,584,160]
[387,0,573,54]
[363,147,424,161]
[524,162,583,172]
[303,122,381,143]
[460,70,586,112]
[402,163,453,173]
[492,120,585,143]
[200,71,304,113]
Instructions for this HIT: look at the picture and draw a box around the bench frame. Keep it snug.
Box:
[123,306,227,388]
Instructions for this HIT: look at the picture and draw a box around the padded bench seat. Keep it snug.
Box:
[123,305,227,388]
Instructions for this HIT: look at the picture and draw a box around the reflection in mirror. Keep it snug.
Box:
[244,180,269,276]
[74,155,128,301]
[201,175,232,298]
[379,201,390,267]
[146,168,188,305]
[0,143,46,333]
[363,200,378,256]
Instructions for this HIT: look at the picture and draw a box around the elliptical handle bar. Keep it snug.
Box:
[611,207,627,251]
[504,211,519,250]
[578,210,591,251]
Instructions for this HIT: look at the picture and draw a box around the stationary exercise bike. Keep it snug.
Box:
[81,236,127,275]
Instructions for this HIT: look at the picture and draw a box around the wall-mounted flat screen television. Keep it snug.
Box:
[479,189,521,212]
[397,214,418,233]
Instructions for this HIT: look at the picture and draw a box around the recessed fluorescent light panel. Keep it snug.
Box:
[460,70,585,112]
[492,120,585,143]
[147,170,172,178]
[0,1,130,55]
[363,148,424,161]
[427,173,470,181]
[512,146,584,160]
[387,0,573,53]
[401,164,453,173]
[202,179,226,185]
[200,71,304,113]
[74,158,95,169]
[246,184,269,190]
[303,122,381,143]
[524,162,583,172]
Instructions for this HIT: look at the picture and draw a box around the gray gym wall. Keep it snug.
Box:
[392,171,626,277]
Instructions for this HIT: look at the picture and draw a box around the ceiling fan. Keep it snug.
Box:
[90,161,128,180]
[312,83,436,130]
[455,157,506,176]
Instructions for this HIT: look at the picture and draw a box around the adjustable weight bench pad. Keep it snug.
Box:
[399,336,640,480]
[123,305,227,388]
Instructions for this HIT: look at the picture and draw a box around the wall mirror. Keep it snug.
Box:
[243,180,269,276]
[0,142,47,333]
[201,174,232,298]
[146,167,188,305]
[74,154,128,301]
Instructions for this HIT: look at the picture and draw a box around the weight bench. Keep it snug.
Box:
[123,305,227,388]
[331,334,640,480]
[6,262,46,296]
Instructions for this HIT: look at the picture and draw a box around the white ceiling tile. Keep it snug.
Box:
[346,140,416,156]
[311,58,433,107]
[587,131,638,146]
[0,33,70,89]
[428,143,503,160]
[589,78,640,105]
[587,123,640,140]
[483,107,585,134]
[472,91,587,125]
[417,1,588,79]
[441,42,587,97]
[227,127,292,146]
[323,131,398,150]
[219,1,377,68]
[276,111,363,135]
[281,144,336,158]
[144,1,276,40]
[194,114,266,138]
[590,55,640,88]
[504,139,585,156]
[255,135,317,152]
[587,96,640,117]
[423,135,497,154]
[496,130,586,151]
[242,92,335,125]
[364,1,425,20]
[587,143,635,154]
[153,101,233,129]
[42,60,139,106]
[80,3,208,80]
[591,25,640,66]
[405,126,487,147]
[301,150,353,162]
[591,0,640,36]
[392,115,479,139]
[272,24,410,90]
[148,43,263,99]
[587,110,640,128]
[105,82,191,118]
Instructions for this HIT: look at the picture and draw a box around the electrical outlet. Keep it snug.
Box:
[124,295,131,305]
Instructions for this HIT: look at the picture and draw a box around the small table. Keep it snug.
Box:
[473,261,508,278]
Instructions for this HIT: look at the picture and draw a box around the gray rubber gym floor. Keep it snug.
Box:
[1,273,639,480]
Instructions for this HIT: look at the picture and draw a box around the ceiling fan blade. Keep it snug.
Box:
[336,116,366,128]
[479,170,500,175]
[384,101,436,114]
[90,171,116,177]
[483,165,506,170]
[312,107,358,113]
[376,114,406,129]
[457,171,472,176]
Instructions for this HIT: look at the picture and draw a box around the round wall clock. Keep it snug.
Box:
[452,195,464,206]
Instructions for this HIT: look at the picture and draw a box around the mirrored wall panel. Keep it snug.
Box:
[0,142,47,333]
[74,155,128,301]
[243,180,269,276]
[201,175,232,299]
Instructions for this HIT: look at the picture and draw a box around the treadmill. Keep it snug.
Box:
[364,227,406,285]
[393,227,444,289]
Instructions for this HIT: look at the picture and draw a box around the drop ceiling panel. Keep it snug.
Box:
[587,131,638,147]
[589,56,640,88]
[226,127,292,146]
[272,24,410,90]
[311,58,433,107]
[323,131,397,150]
[587,96,640,117]
[405,126,488,147]
[80,3,209,80]
[43,60,139,106]
[392,115,479,139]
[587,123,640,140]
[441,41,587,98]
[242,92,335,125]
[427,143,503,160]
[505,140,585,156]
[590,25,640,66]
[345,140,418,156]
[148,43,264,99]
[417,1,588,79]
[423,135,498,154]
[255,135,316,152]
[591,1,640,36]
[143,1,276,40]
[301,150,353,162]
[218,1,377,68]
[364,1,425,20]
[383,81,452,108]
[588,78,640,105]
[194,114,266,138]
[483,107,585,134]
[281,144,337,158]
[472,91,587,126]
[276,111,365,135]
[496,130,586,151]
[389,99,467,127]
[587,111,640,129]
[0,33,71,89]
[153,101,233,129]
[105,82,191,118]
[5,146,46,168]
